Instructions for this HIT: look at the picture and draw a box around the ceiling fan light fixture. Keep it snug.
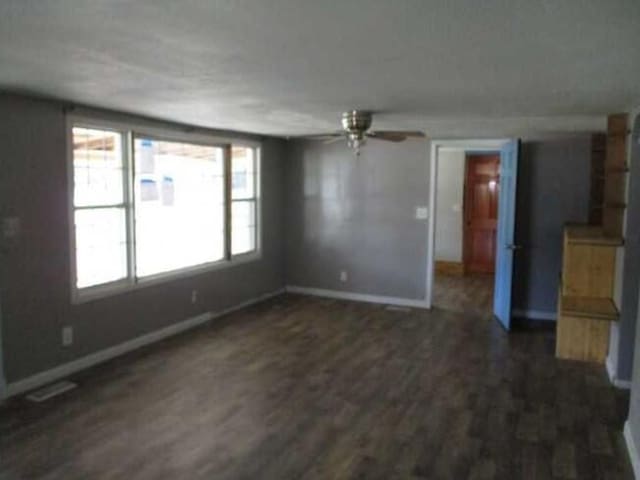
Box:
[347,134,365,156]
[301,110,425,155]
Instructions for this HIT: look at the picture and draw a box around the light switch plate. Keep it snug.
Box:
[415,207,429,220]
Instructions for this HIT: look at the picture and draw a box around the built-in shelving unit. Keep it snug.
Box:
[556,226,620,362]
[589,133,606,224]
[602,114,629,237]
[556,113,628,363]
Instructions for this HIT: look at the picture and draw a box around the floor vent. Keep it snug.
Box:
[26,381,77,402]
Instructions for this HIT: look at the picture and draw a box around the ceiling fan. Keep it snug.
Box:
[301,110,425,156]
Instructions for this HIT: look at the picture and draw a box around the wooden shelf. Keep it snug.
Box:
[561,296,619,321]
[604,202,627,209]
[564,225,623,246]
[592,202,628,210]
[596,168,629,179]
[605,166,629,174]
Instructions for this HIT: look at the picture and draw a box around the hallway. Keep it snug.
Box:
[433,272,495,317]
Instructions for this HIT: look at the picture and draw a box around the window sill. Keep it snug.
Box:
[72,251,262,305]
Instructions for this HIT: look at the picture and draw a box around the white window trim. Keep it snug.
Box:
[231,145,261,257]
[67,114,262,305]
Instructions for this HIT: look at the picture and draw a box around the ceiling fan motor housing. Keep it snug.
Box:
[341,110,371,154]
[341,110,371,140]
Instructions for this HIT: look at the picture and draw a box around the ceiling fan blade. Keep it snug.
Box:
[297,133,343,141]
[367,130,426,142]
[366,132,405,142]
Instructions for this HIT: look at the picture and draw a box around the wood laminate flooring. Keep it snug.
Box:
[433,272,494,317]
[0,294,632,479]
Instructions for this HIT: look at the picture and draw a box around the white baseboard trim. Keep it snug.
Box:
[286,285,430,309]
[4,288,285,399]
[625,421,640,479]
[607,354,632,389]
[512,309,556,321]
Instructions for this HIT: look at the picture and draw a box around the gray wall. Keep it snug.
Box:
[435,149,465,263]
[285,139,430,300]
[284,136,593,312]
[512,136,592,315]
[625,288,640,467]
[0,94,286,383]
[610,113,640,382]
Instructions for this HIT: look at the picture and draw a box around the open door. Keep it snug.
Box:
[493,139,520,330]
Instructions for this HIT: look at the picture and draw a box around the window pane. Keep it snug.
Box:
[232,146,255,200]
[73,127,124,206]
[134,138,225,277]
[232,200,256,255]
[232,226,256,255]
[75,208,127,288]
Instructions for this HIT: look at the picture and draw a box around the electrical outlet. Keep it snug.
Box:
[191,290,198,304]
[62,326,73,347]
[340,270,348,282]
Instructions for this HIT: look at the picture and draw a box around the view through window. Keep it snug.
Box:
[70,122,260,298]
[134,138,225,277]
[72,127,128,288]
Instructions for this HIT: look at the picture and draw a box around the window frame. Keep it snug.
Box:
[67,115,262,304]
[231,145,261,257]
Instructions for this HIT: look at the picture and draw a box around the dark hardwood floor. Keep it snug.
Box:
[433,272,494,317]
[0,294,632,479]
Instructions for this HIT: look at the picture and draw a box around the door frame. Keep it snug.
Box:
[425,139,510,308]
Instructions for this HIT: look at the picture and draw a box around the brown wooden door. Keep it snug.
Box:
[464,154,500,274]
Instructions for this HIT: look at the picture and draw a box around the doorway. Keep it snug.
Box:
[426,139,519,327]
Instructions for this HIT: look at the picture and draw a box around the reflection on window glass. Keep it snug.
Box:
[75,208,127,288]
[134,138,225,277]
[231,146,257,255]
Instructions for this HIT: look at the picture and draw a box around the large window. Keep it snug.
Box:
[69,119,260,301]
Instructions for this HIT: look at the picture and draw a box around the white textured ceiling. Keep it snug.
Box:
[1,1,639,137]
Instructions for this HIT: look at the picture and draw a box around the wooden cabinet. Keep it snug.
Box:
[555,226,621,363]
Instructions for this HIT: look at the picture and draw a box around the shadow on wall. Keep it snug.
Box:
[511,137,592,316]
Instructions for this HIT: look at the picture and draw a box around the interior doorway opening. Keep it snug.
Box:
[431,147,499,316]
[426,139,517,325]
